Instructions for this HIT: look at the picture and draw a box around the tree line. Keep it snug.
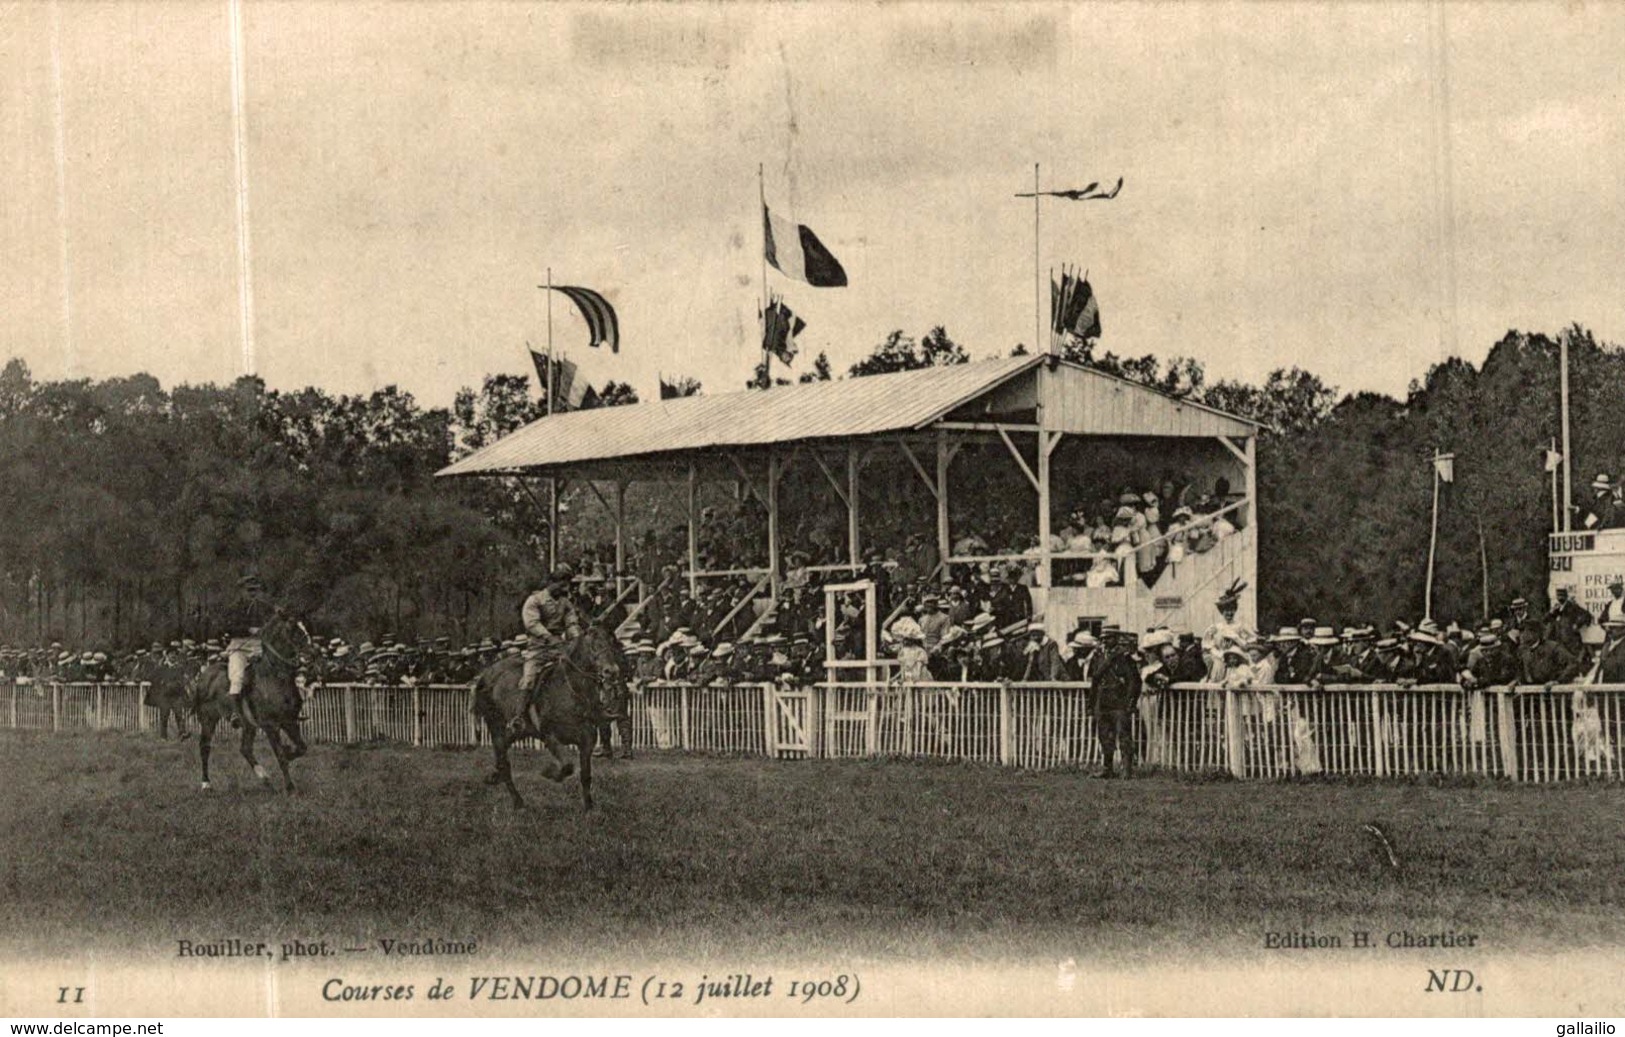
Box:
[0,323,1610,646]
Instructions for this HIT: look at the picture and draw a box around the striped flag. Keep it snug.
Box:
[763,205,847,288]
[546,286,620,353]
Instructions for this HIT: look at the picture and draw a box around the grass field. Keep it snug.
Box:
[3,728,1624,966]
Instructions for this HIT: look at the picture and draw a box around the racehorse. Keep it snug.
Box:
[471,625,625,811]
[134,654,192,740]
[191,615,320,793]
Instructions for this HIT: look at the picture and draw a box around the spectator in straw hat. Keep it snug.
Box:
[1580,474,1621,531]
[1270,627,1315,685]
[1022,619,1067,682]
[1067,629,1103,682]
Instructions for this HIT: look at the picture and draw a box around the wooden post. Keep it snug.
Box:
[762,683,775,757]
[679,683,691,751]
[999,682,1013,766]
[767,450,781,599]
[936,430,951,585]
[1371,689,1386,778]
[1224,689,1246,778]
[1245,435,1259,628]
[52,683,60,732]
[343,685,356,743]
[1038,432,1059,589]
[686,459,699,597]
[547,477,559,572]
[469,686,480,747]
[10,682,18,730]
[411,686,422,747]
[847,443,861,568]
[94,683,103,730]
[614,480,627,594]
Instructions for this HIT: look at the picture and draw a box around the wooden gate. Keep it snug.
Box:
[765,684,816,758]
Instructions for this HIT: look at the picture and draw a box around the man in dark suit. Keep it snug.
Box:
[1093,631,1142,779]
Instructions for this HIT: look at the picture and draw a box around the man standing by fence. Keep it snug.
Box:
[1094,630,1142,779]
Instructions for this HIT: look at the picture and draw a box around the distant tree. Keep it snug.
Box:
[1204,368,1338,439]
[848,326,969,377]
[797,353,833,383]
[584,380,639,408]
[660,375,703,399]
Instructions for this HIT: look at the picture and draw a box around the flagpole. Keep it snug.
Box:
[1551,438,1560,533]
[545,267,554,416]
[759,163,769,388]
[1426,448,1441,620]
[546,266,557,571]
[1477,513,1490,622]
[1033,163,1042,357]
[1561,331,1573,531]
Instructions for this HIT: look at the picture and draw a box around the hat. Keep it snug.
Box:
[1141,629,1173,651]
[687,643,708,656]
[1222,645,1250,662]
[1070,630,1098,648]
[712,643,734,658]
[1114,506,1137,522]
[980,634,1005,649]
[1308,626,1339,646]
[1027,620,1047,634]
[1476,630,1498,645]
[1408,630,1443,646]
[1488,618,1504,633]
[1272,627,1301,643]
[1510,598,1528,610]
[968,612,995,632]
[1594,474,1613,490]
[1119,492,1140,505]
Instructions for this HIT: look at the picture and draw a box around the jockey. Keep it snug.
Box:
[222,573,277,727]
[515,565,584,729]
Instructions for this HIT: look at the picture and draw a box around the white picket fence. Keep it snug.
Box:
[5,678,1624,783]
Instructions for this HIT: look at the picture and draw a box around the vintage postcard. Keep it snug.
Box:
[2,0,1624,1020]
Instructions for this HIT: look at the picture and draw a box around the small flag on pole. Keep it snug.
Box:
[763,204,848,287]
[544,285,620,353]
[1051,267,1101,341]
[1434,452,1456,484]
[527,348,583,410]
[1545,448,1564,473]
[761,294,807,365]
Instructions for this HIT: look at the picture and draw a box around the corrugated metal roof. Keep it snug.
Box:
[435,354,1257,478]
[438,355,1037,477]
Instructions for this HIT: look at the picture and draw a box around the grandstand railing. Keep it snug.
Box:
[4,678,1623,783]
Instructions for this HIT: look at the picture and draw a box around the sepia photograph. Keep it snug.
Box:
[2,0,1624,1019]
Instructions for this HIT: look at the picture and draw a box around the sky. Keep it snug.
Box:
[4,1,1625,410]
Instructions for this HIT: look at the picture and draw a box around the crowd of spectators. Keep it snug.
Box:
[7,581,1625,693]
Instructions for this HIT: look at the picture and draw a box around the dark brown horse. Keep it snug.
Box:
[191,616,320,793]
[471,626,625,810]
[135,654,192,740]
